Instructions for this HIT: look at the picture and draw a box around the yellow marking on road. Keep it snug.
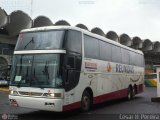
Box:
[0,87,9,92]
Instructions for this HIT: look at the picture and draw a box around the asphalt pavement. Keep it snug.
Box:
[0,87,160,120]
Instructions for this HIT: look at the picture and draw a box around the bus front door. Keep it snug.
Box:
[63,55,76,105]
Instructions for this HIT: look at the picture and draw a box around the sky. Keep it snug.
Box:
[0,0,160,42]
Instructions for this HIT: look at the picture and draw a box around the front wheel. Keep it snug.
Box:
[81,91,91,112]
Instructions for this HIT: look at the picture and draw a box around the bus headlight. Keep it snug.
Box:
[43,93,62,98]
[9,90,19,95]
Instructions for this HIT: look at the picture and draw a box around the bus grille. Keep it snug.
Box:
[19,91,43,96]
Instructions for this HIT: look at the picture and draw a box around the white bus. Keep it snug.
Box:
[9,26,144,112]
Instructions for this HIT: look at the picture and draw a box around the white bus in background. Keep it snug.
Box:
[9,26,144,112]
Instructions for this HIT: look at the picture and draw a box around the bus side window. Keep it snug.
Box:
[121,48,129,65]
[84,35,99,59]
[111,45,122,63]
[99,40,111,61]
[65,30,82,54]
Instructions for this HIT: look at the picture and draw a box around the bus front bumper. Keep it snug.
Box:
[9,95,63,112]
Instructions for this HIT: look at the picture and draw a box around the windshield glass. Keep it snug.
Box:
[15,30,65,50]
[10,54,63,88]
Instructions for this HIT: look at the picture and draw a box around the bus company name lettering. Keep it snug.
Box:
[116,64,134,73]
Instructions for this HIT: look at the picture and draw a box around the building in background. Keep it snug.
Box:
[0,0,32,16]
[0,0,160,82]
[0,0,33,79]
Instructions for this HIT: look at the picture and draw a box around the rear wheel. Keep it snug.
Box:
[81,91,91,112]
[132,87,136,98]
[127,86,133,100]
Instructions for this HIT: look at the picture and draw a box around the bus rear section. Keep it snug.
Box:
[80,33,144,105]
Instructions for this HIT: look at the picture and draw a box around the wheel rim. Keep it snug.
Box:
[82,96,89,110]
[128,92,131,100]
[133,88,135,96]
[128,87,133,100]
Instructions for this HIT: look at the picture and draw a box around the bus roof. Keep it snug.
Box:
[21,26,143,55]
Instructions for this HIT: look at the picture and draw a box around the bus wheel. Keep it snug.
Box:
[132,87,136,98]
[81,91,91,112]
[127,86,133,100]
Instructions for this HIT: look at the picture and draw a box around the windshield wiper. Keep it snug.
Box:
[24,37,34,49]
[43,61,50,81]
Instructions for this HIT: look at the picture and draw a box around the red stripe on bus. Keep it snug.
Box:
[93,88,128,104]
[63,84,143,111]
[137,84,144,93]
[63,102,81,111]
[93,84,144,104]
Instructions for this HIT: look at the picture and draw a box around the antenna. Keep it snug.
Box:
[30,0,33,18]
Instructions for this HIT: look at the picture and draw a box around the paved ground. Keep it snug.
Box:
[0,87,160,120]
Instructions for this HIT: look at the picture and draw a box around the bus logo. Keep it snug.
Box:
[116,64,134,73]
[85,62,97,69]
[107,63,112,72]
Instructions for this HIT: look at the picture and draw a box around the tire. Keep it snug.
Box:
[132,87,136,98]
[81,91,91,112]
[134,85,137,95]
[127,87,133,100]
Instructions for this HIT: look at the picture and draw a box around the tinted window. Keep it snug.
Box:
[84,35,99,59]
[99,40,111,61]
[141,55,144,67]
[137,54,144,67]
[111,45,121,62]
[129,51,136,65]
[121,48,129,64]
[65,30,82,53]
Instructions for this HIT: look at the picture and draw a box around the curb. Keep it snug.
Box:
[151,97,160,102]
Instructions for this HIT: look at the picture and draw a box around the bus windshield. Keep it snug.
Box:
[15,30,65,50]
[10,54,63,88]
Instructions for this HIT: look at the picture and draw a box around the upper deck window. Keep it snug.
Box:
[64,30,82,54]
[15,30,65,50]
[84,35,99,59]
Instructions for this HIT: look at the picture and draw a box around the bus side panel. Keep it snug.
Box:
[63,60,144,110]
